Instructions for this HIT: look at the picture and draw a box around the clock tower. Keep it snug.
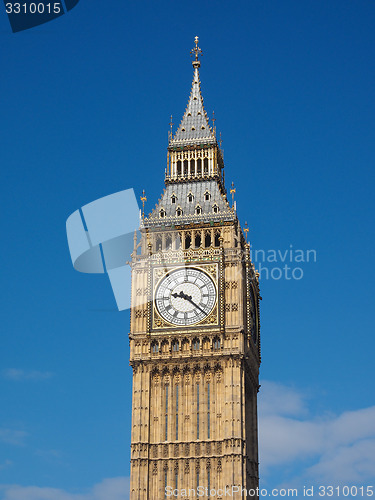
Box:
[129,38,261,499]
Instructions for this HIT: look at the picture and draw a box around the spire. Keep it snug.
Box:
[169,37,216,147]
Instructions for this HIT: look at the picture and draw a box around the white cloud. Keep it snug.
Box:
[259,380,375,487]
[0,477,130,500]
[2,370,54,382]
[306,438,375,484]
[259,381,308,417]
[0,429,28,446]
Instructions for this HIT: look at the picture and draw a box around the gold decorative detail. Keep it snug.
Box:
[154,268,166,281]
[230,182,236,206]
[190,36,202,67]
[243,221,249,241]
[153,314,169,329]
[140,190,147,219]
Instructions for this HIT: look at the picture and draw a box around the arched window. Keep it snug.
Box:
[183,160,188,176]
[196,205,202,215]
[205,232,211,248]
[197,159,202,175]
[190,159,196,177]
[195,232,201,248]
[212,204,219,214]
[203,158,209,175]
[182,339,189,351]
[192,338,200,350]
[214,231,221,247]
[175,233,182,250]
[172,341,179,352]
[176,207,183,216]
[160,208,166,218]
[177,161,182,177]
[204,191,211,202]
[171,195,177,204]
[151,341,159,353]
[166,235,172,250]
[156,236,162,251]
[188,193,194,203]
[185,232,191,249]
[213,337,221,350]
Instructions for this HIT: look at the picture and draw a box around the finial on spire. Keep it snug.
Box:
[244,221,249,242]
[212,111,216,136]
[190,36,202,68]
[230,182,236,207]
[169,115,173,140]
[140,189,147,219]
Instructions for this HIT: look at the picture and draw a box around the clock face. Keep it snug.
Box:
[155,267,217,326]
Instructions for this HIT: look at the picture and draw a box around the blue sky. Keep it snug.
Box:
[0,1,374,498]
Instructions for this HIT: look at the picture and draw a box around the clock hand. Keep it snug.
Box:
[171,291,188,299]
[183,296,207,316]
[171,291,207,315]
[172,291,192,301]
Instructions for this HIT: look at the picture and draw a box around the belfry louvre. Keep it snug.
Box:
[129,38,261,499]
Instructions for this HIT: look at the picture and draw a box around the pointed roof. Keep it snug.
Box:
[145,180,234,227]
[169,38,216,147]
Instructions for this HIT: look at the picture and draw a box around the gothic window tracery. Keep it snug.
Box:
[204,158,209,175]
[204,230,211,248]
[213,337,221,350]
[166,235,172,250]
[195,231,201,248]
[156,235,162,251]
[191,159,196,176]
[197,158,202,175]
[175,233,182,250]
[214,230,221,247]
[185,231,192,249]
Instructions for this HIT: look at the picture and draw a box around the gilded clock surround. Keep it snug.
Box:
[129,39,261,499]
[152,264,219,330]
